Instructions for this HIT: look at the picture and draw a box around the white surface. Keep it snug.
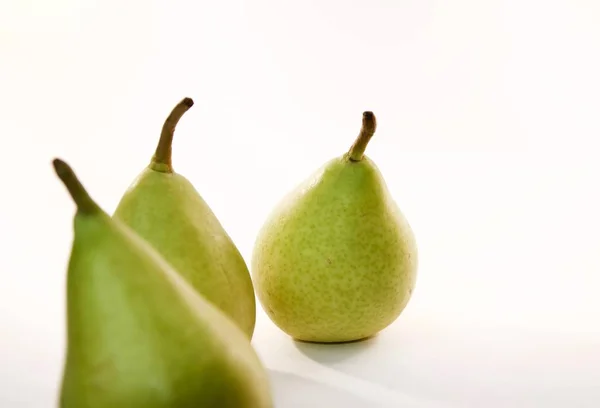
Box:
[1,1,600,407]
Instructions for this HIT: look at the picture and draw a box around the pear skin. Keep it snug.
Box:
[54,159,272,408]
[113,98,255,338]
[252,112,418,343]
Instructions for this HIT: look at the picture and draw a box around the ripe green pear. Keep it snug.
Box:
[53,158,273,408]
[252,112,418,343]
[113,98,255,338]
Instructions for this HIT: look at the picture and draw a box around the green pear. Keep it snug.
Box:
[53,159,273,408]
[113,98,255,338]
[252,112,418,343]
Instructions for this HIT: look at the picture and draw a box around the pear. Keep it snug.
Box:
[252,112,418,343]
[113,98,256,338]
[53,159,273,408]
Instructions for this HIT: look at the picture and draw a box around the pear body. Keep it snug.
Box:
[60,209,272,408]
[252,156,418,343]
[113,167,256,338]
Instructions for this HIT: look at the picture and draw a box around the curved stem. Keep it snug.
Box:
[52,158,100,214]
[347,111,377,162]
[151,97,194,172]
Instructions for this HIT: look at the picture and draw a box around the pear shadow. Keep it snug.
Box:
[287,323,599,408]
[293,334,379,364]
[293,333,378,345]
[268,369,387,408]
[291,326,472,406]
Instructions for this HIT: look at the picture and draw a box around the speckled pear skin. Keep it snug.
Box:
[252,145,418,343]
[113,168,256,339]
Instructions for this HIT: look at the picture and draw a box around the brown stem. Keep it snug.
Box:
[52,158,100,214]
[151,97,194,172]
[347,111,377,162]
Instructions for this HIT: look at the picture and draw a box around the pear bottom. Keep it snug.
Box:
[257,286,414,345]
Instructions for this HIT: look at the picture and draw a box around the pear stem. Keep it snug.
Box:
[347,111,377,162]
[52,159,100,214]
[151,97,194,172]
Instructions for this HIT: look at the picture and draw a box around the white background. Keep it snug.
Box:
[1,0,600,407]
